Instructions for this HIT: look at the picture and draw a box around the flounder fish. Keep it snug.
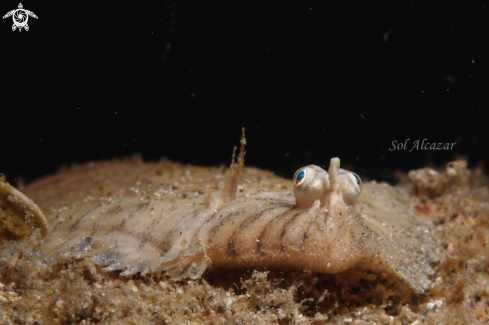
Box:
[0,129,441,292]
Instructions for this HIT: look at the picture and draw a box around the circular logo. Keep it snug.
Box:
[13,9,28,28]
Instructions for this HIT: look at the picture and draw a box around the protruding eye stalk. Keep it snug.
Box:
[293,166,330,210]
[293,160,361,210]
[338,170,362,206]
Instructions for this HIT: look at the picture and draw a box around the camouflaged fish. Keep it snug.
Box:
[0,129,441,292]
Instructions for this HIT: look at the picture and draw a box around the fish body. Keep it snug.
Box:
[0,132,441,292]
[6,154,439,292]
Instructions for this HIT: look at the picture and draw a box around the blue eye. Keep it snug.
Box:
[297,170,306,181]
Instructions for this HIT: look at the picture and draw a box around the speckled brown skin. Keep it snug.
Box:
[22,157,229,279]
[201,159,381,276]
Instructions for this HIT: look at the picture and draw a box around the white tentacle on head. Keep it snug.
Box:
[293,165,330,210]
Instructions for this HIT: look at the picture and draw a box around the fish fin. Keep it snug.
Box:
[223,127,246,203]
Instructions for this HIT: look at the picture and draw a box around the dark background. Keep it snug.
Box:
[1,0,488,185]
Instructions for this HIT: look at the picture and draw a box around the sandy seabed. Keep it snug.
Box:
[1,158,488,325]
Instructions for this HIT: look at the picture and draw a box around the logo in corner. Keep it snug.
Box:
[3,3,38,32]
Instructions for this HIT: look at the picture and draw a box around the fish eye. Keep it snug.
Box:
[296,170,306,184]
[293,165,330,210]
[353,173,361,186]
[337,169,362,206]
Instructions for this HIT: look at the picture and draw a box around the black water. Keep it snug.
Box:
[1,0,488,184]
